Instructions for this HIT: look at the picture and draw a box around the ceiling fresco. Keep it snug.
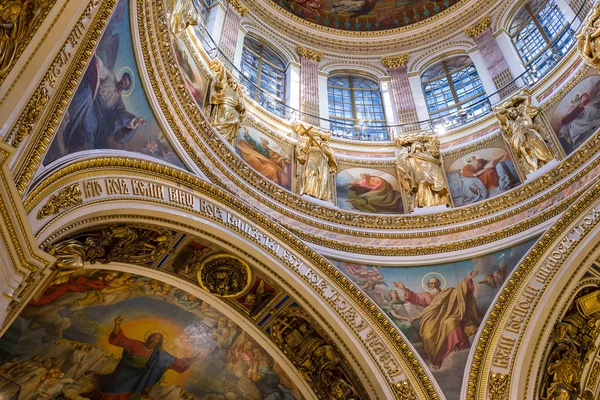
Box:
[272,0,462,32]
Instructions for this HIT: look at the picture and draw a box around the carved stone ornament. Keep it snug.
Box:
[37,184,83,220]
[197,253,252,297]
[395,134,450,209]
[465,14,491,38]
[208,58,246,143]
[271,308,363,399]
[228,0,248,16]
[10,86,49,148]
[494,89,554,174]
[393,380,416,399]
[45,225,172,285]
[167,0,199,38]
[539,288,600,399]
[294,122,337,202]
[382,54,408,69]
[488,372,509,400]
[297,45,323,62]
[577,3,600,70]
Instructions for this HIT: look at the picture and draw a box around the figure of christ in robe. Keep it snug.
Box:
[394,271,481,370]
[86,316,199,400]
[235,132,291,188]
[29,271,121,306]
[58,54,147,157]
[346,173,403,213]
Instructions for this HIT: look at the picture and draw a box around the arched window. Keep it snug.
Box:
[240,36,286,117]
[509,0,574,82]
[327,76,387,140]
[421,56,490,128]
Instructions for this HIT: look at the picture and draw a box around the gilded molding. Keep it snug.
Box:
[0,0,57,86]
[488,372,508,400]
[36,183,82,220]
[382,54,408,69]
[465,15,491,38]
[297,45,322,62]
[228,0,248,16]
[6,86,49,148]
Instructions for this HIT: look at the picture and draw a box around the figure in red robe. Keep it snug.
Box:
[86,316,199,399]
[29,271,120,306]
[394,271,481,370]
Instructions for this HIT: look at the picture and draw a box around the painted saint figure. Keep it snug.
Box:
[235,130,291,188]
[346,173,403,213]
[85,316,199,399]
[393,271,481,370]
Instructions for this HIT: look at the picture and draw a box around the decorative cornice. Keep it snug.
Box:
[228,0,248,16]
[382,54,409,69]
[465,14,491,38]
[297,45,322,62]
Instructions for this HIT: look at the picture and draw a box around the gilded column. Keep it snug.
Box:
[298,45,323,126]
[218,0,247,63]
[466,15,517,98]
[382,54,419,131]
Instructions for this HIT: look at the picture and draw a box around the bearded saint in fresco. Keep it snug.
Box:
[85,316,201,399]
[346,173,403,213]
[393,270,481,370]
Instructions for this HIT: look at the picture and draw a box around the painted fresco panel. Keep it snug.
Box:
[235,126,293,190]
[44,0,186,169]
[330,238,537,399]
[548,74,600,154]
[444,145,520,207]
[335,167,404,213]
[0,270,301,399]
[274,0,461,32]
[173,36,209,109]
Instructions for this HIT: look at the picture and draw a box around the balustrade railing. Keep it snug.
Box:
[186,0,590,142]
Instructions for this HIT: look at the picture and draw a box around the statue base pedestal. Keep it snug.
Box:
[301,194,334,207]
[525,159,559,182]
[411,205,449,215]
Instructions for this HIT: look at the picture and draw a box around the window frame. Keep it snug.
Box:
[326,75,387,138]
[240,36,287,116]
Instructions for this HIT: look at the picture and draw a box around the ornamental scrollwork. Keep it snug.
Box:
[578,3,600,70]
[297,45,323,62]
[382,54,408,69]
[36,184,83,220]
[494,89,554,175]
[540,288,600,400]
[271,307,364,399]
[488,372,508,400]
[465,14,491,38]
[197,253,252,297]
[9,85,49,148]
[395,134,450,210]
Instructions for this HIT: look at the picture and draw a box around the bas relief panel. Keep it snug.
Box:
[335,167,404,214]
[0,270,301,400]
[273,0,461,32]
[235,126,293,191]
[43,0,186,170]
[548,74,600,155]
[445,146,520,207]
[329,238,537,399]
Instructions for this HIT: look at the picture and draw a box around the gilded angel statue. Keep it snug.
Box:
[208,59,246,143]
[577,3,600,70]
[294,122,337,201]
[494,90,553,174]
[395,135,449,209]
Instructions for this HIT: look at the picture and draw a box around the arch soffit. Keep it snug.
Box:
[493,0,530,33]
[409,45,473,76]
[240,23,299,64]
[463,175,600,400]
[26,162,443,400]
[320,62,388,79]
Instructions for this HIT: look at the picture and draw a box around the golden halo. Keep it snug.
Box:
[144,329,169,345]
[117,66,135,97]
[422,272,446,291]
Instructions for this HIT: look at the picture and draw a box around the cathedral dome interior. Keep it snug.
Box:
[1,0,600,399]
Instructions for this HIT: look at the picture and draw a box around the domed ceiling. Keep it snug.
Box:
[271,0,462,31]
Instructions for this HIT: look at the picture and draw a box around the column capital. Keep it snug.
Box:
[297,45,323,62]
[465,15,491,38]
[228,0,248,16]
[382,54,408,69]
